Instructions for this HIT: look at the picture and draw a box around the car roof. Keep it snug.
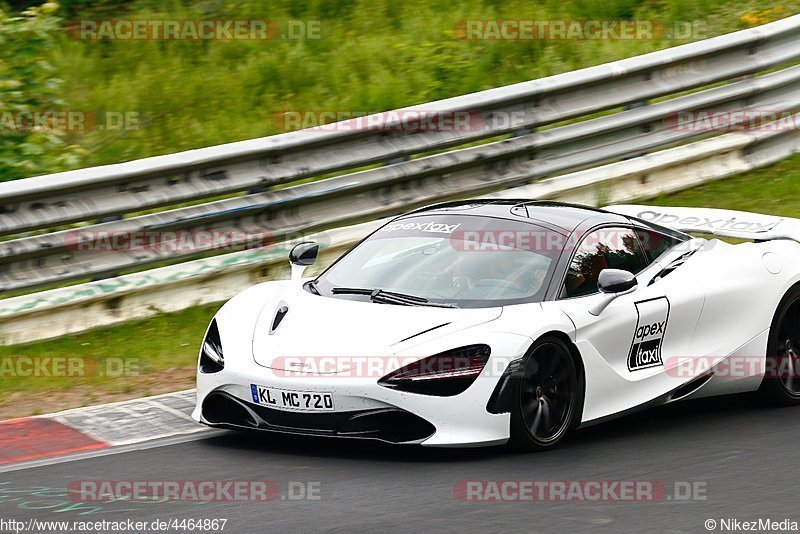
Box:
[402,199,626,234]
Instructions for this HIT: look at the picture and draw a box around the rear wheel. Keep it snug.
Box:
[759,285,800,405]
[510,337,580,451]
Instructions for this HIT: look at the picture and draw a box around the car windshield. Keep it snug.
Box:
[312,214,564,308]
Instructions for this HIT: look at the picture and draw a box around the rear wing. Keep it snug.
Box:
[605,205,800,242]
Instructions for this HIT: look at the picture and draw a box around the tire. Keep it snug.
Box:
[759,285,800,405]
[510,336,582,452]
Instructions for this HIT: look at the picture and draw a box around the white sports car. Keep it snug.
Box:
[192,200,800,450]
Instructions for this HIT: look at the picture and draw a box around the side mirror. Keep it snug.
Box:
[289,242,318,266]
[289,242,318,281]
[597,269,638,294]
[590,269,638,316]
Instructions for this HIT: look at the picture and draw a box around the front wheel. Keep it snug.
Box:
[759,285,800,405]
[510,337,581,451]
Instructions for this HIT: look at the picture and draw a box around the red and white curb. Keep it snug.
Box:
[0,390,211,467]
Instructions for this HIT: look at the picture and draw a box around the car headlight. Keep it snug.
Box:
[378,344,491,396]
[199,318,224,373]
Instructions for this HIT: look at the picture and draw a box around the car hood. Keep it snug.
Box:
[252,284,502,372]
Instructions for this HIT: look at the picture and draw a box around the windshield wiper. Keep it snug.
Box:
[330,287,458,308]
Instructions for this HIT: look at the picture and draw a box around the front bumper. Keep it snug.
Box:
[192,332,533,447]
[201,390,436,444]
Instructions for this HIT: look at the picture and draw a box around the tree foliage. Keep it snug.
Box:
[0,2,84,180]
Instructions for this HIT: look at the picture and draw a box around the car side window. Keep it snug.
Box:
[563,227,649,298]
[635,228,682,262]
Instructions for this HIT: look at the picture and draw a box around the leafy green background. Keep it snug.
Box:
[0,0,796,180]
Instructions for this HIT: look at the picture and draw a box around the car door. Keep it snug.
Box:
[557,225,706,380]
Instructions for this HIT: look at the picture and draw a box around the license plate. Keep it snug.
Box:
[250,384,335,412]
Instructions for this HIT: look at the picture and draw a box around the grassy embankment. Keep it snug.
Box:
[52,0,795,169]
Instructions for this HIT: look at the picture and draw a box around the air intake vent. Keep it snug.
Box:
[270,304,289,334]
[670,372,712,401]
[650,250,698,286]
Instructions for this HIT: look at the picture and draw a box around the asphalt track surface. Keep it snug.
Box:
[2,394,798,534]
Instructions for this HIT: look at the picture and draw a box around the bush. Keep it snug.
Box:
[0,2,84,180]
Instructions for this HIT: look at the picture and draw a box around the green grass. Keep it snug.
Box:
[647,154,800,217]
[45,0,800,171]
[1,155,799,417]
[0,301,222,383]
[0,302,220,380]
[0,302,221,416]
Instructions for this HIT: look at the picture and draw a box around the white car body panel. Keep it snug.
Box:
[250,284,503,370]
